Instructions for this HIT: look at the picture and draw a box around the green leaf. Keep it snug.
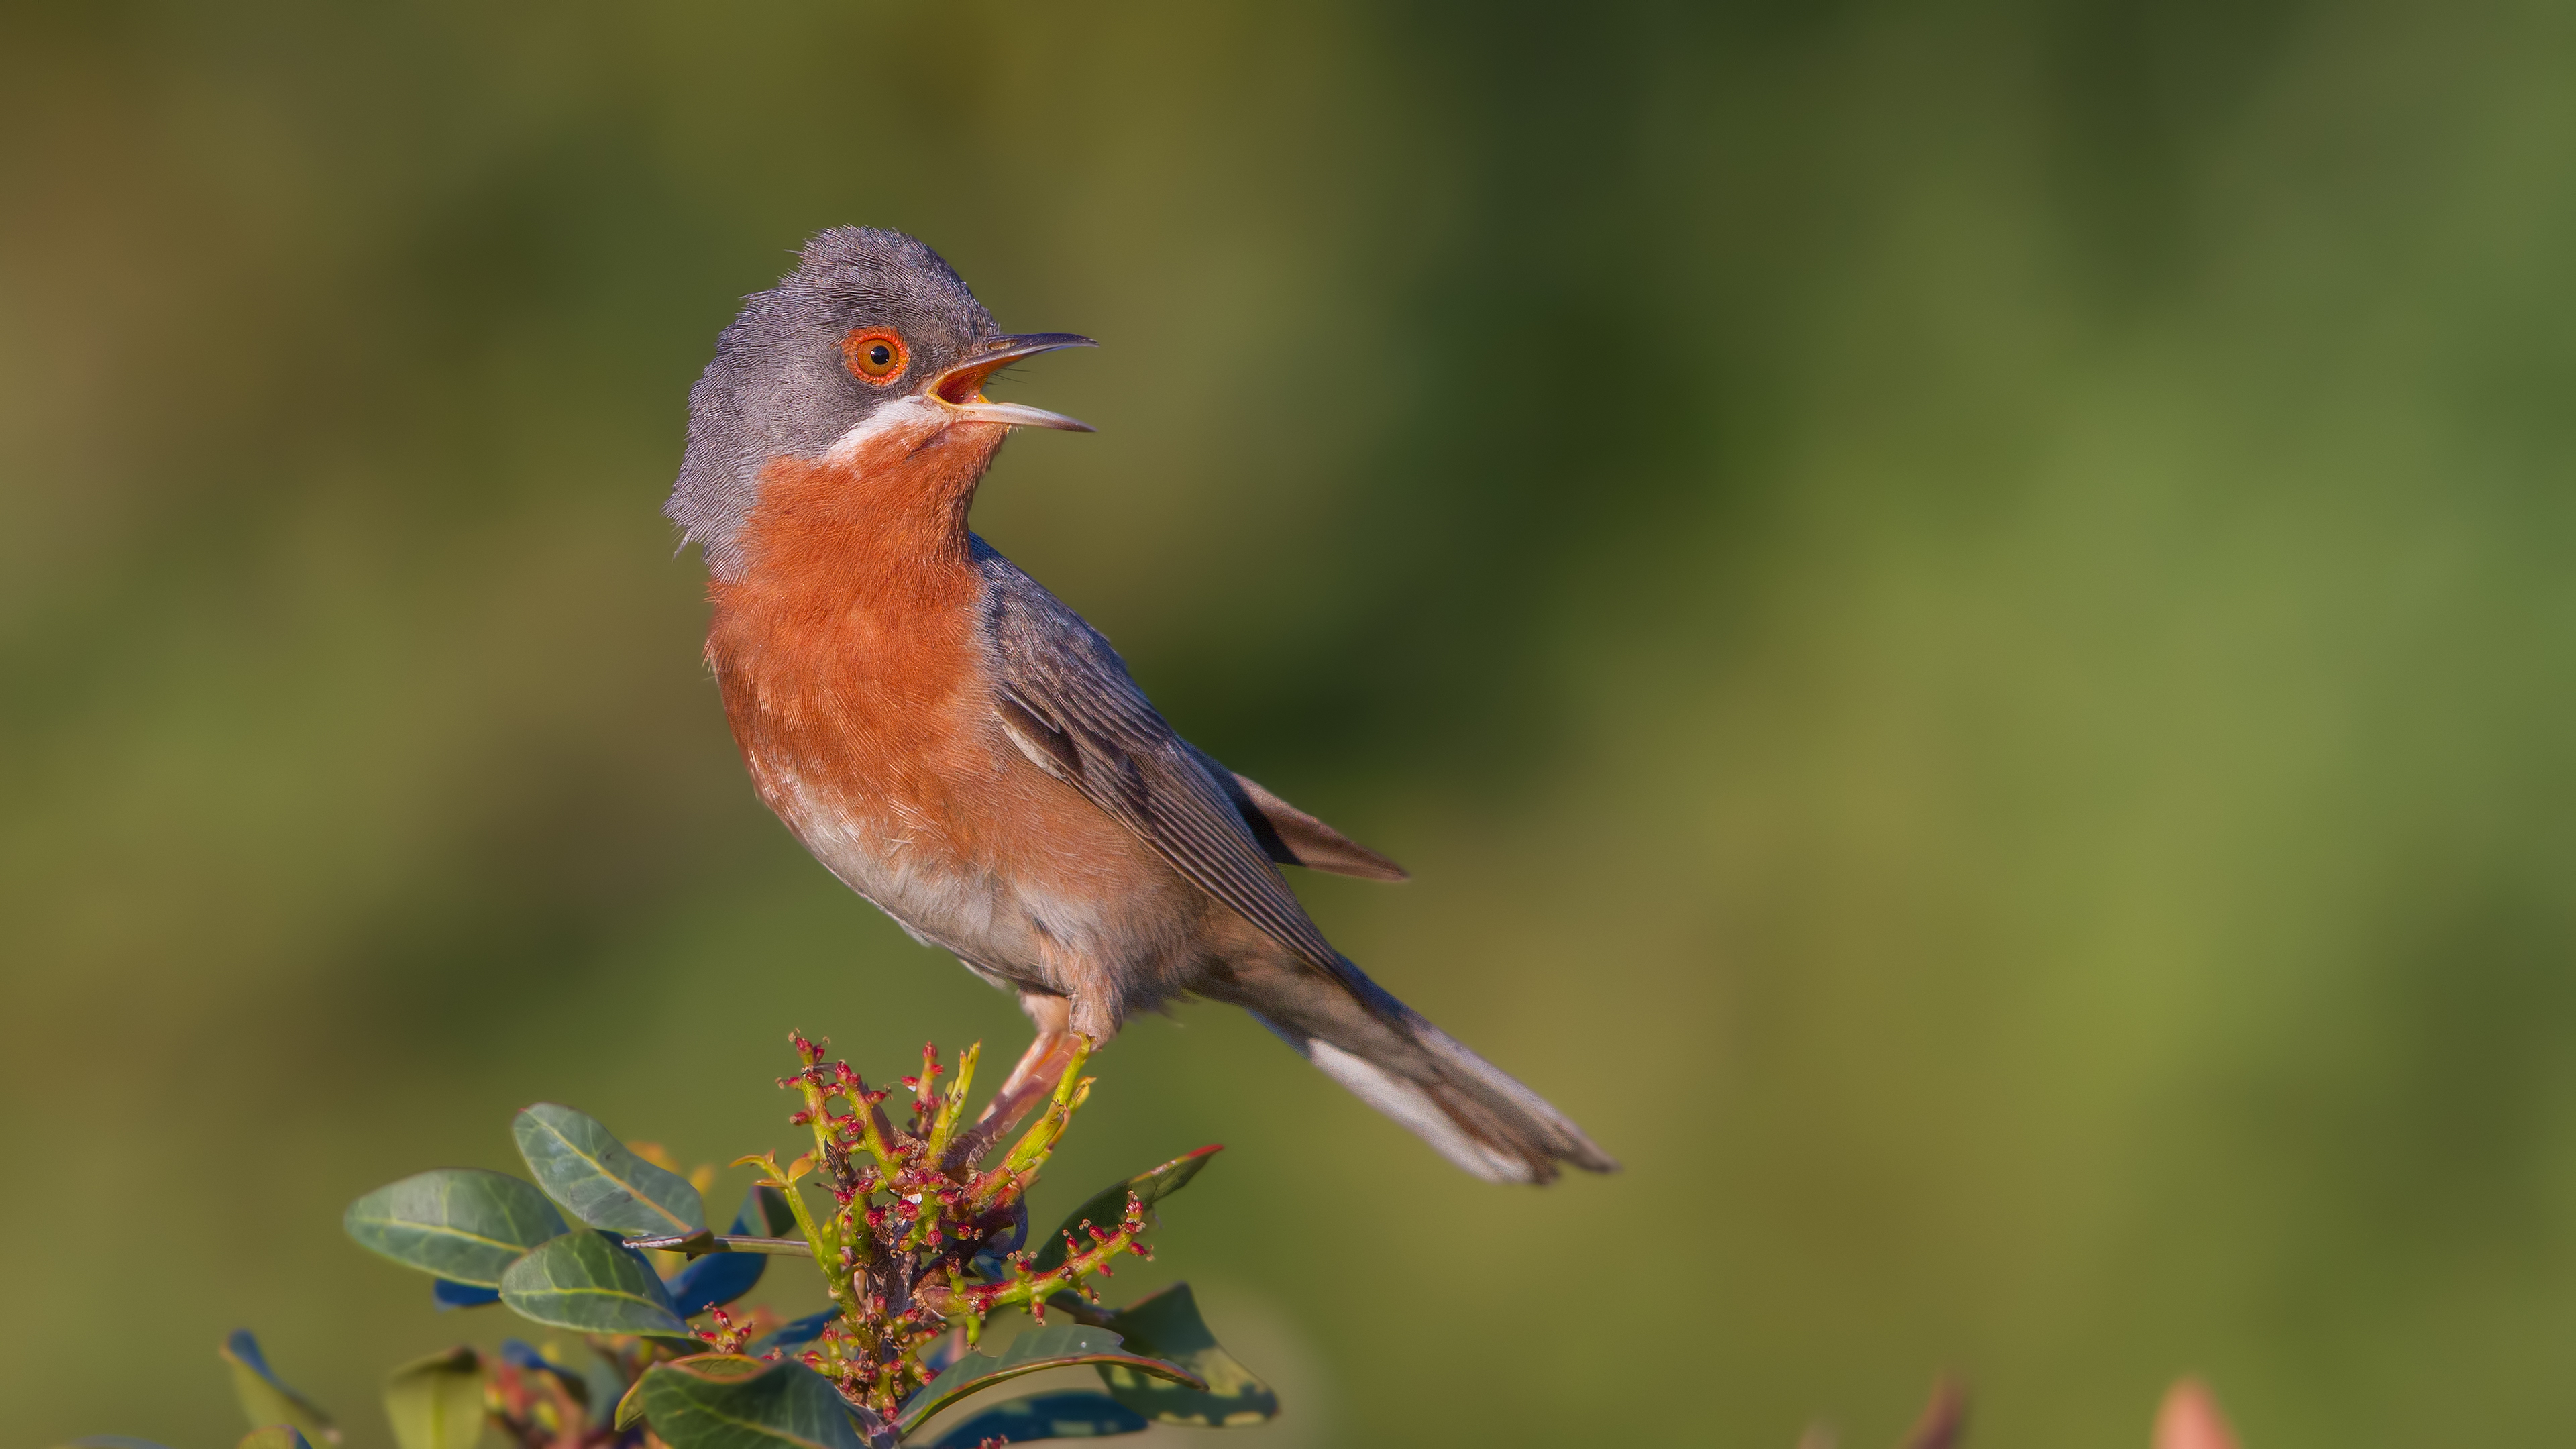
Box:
[512,1103,705,1238]
[384,1346,486,1449]
[222,1330,341,1444]
[633,1356,867,1449]
[1094,1283,1277,1426]
[1029,1145,1221,1273]
[56,1438,180,1448]
[919,1391,1148,1446]
[896,1325,1201,1437]
[498,1230,689,1338]
[237,1431,312,1449]
[344,1169,568,1287]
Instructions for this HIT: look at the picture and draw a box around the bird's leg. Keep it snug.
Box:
[979,1030,1081,1133]
[947,992,1077,1168]
[989,1005,1071,1108]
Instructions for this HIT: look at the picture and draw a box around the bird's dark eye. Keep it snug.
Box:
[841,327,908,385]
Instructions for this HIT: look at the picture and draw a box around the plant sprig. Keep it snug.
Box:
[177,1026,1265,1449]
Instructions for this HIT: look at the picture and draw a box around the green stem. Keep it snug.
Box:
[737,1150,863,1324]
[924,1042,979,1163]
[962,1206,1143,1324]
[621,1233,814,1256]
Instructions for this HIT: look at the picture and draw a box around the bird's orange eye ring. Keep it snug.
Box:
[841,327,908,385]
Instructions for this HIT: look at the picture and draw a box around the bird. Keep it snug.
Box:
[665,227,1615,1185]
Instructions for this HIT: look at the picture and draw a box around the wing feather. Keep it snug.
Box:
[1182,743,1409,881]
[973,539,1342,970]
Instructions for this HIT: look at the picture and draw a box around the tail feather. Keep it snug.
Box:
[1243,957,1618,1185]
[1295,1036,1538,1182]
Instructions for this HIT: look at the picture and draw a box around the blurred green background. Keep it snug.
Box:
[7,1,2576,1444]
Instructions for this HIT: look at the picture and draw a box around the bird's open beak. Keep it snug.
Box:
[933,333,1097,432]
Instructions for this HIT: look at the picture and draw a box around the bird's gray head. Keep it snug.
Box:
[667,226,1093,579]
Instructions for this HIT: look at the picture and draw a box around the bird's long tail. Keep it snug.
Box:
[1230,955,1617,1185]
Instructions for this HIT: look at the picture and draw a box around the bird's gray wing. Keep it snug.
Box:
[1181,743,1409,883]
[972,538,1341,970]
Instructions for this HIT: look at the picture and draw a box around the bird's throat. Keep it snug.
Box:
[703,413,1007,776]
[735,405,1008,580]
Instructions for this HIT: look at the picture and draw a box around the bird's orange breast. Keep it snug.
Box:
[702,411,1195,1001]
[704,415,1011,859]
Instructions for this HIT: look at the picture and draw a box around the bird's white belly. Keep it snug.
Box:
[774,771,1102,984]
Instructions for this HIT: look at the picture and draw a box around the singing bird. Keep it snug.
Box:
[667,227,1615,1184]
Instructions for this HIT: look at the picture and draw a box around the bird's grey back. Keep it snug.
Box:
[969,533,1141,706]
